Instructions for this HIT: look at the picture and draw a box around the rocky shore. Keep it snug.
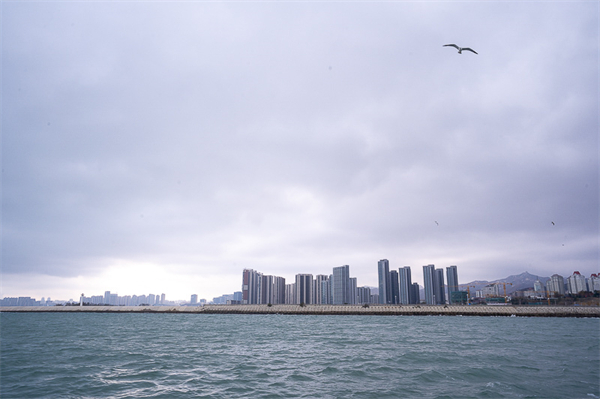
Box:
[2,304,599,317]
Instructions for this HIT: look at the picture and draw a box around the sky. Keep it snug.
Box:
[1,1,598,302]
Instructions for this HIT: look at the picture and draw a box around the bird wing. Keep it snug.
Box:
[443,44,460,50]
[462,48,478,54]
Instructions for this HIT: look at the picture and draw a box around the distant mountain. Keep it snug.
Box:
[464,272,550,294]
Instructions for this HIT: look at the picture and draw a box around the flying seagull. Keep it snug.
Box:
[443,44,478,54]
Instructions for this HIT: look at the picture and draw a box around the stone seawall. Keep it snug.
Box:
[2,304,599,317]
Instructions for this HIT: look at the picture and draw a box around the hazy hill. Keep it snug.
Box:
[464,271,550,294]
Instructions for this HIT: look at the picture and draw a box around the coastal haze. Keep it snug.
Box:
[2,3,598,301]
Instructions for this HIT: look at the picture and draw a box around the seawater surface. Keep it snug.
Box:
[1,313,598,398]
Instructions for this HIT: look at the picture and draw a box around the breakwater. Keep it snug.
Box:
[2,304,599,317]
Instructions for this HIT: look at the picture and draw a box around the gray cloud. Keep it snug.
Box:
[1,2,598,299]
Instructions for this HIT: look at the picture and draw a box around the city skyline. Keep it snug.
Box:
[2,2,598,302]
[4,268,598,306]
[0,266,600,304]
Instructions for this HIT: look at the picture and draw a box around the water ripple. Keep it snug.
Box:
[1,313,598,398]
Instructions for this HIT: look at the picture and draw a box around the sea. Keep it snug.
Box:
[1,313,598,398]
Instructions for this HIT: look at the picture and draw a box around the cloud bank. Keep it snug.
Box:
[2,2,598,300]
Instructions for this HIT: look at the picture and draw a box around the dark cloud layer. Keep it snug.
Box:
[2,2,598,299]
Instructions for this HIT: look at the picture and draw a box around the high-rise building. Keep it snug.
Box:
[389,270,399,304]
[423,264,435,305]
[547,274,565,296]
[350,277,358,305]
[190,294,198,304]
[321,276,332,304]
[446,266,459,304]
[483,283,502,297]
[260,275,270,304]
[356,286,371,304]
[433,268,446,304]
[398,266,412,305]
[242,269,262,304]
[567,271,588,294]
[273,276,286,304]
[333,265,351,304]
[160,293,166,304]
[589,274,600,292]
[378,259,391,304]
[533,279,545,294]
[285,283,296,304]
[410,283,420,304]
[295,274,313,304]
[314,275,328,304]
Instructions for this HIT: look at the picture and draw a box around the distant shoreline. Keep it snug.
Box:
[2,304,599,317]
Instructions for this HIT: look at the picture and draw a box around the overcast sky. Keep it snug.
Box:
[2,1,598,301]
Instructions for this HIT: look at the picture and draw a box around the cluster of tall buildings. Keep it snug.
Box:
[80,291,168,306]
[1,291,173,307]
[378,262,460,305]
[541,272,600,296]
[481,271,600,300]
[378,260,419,304]
[3,268,598,308]
[242,265,374,305]
[239,265,600,307]
[0,297,50,306]
[208,292,241,304]
[241,262,462,306]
